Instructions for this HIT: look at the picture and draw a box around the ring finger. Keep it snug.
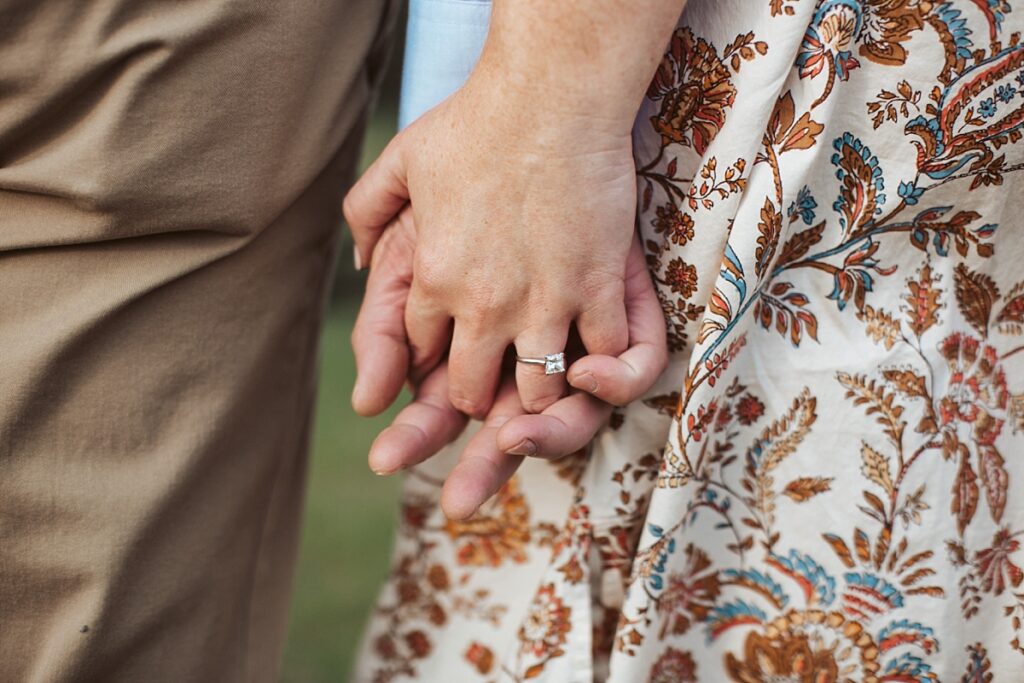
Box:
[514,320,571,413]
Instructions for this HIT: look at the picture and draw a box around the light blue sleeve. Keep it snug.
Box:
[398,0,492,130]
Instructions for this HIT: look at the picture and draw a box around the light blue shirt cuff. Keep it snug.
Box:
[398,0,492,130]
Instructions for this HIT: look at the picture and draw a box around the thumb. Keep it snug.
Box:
[567,235,668,406]
[343,133,409,269]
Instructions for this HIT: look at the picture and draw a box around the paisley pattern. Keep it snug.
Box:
[355,1,1024,680]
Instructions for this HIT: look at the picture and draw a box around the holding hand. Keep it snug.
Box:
[344,80,637,416]
[348,211,667,519]
[344,0,688,517]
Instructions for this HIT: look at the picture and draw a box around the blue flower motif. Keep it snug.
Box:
[877,619,937,650]
[844,571,905,608]
[979,97,997,118]
[1017,70,1024,89]
[898,180,924,205]
[796,1,863,81]
[787,186,818,225]
[770,549,836,605]
[997,84,1017,103]
[883,653,934,681]
[721,568,789,608]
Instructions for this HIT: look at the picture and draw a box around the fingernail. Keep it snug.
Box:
[353,249,363,270]
[369,458,392,475]
[507,439,537,456]
[572,372,599,394]
[370,460,403,476]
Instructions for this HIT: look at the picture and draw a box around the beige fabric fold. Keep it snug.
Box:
[0,1,394,680]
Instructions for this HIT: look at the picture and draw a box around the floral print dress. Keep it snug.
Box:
[354,1,1024,681]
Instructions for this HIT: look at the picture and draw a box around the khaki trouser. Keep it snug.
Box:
[0,1,394,680]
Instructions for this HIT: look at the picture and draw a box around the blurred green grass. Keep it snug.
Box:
[281,302,403,682]
[282,102,405,681]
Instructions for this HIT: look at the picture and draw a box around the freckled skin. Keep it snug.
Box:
[345,0,688,418]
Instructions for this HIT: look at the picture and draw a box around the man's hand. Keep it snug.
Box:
[349,212,667,519]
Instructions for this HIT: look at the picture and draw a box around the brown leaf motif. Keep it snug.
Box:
[883,368,929,399]
[837,373,906,447]
[861,443,894,495]
[755,198,782,278]
[749,389,818,474]
[978,444,1008,524]
[777,221,825,267]
[858,305,902,350]
[767,91,824,152]
[952,444,979,536]
[904,262,942,337]
[954,263,999,337]
[754,281,819,346]
[782,477,833,502]
[996,281,1024,328]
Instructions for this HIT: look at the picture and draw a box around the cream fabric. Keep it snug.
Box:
[357,1,1024,681]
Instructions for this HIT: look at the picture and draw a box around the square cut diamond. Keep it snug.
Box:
[544,353,566,375]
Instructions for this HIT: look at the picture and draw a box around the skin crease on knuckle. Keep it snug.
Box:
[521,393,563,415]
[449,395,487,419]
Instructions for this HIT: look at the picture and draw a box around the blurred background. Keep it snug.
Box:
[280,10,409,682]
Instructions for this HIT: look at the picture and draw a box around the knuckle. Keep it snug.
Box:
[450,392,486,418]
[588,326,628,356]
[522,392,561,414]
[349,324,367,350]
[578,269,625,301]
[342,194,360,230]
[413,258,450,297]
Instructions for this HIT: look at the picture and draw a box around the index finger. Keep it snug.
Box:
[351,210,417,416]
[342,135,409,269]
[440,378,525,520]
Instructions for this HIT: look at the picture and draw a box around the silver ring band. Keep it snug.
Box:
[515,352,566,375]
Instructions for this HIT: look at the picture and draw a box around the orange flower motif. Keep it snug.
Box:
[938,333,1009,446]
[444,477,531,566]
[464,642,495,674]
[976,527,1024,596]
[665,257,699,299]
[650,647,698,683]
[736,394,766,426]
[518,584,572,659]
[725,631,839,683]
[655,544,721,637]
[653,203,696,245]
[724,611,879,683]
[647,27,737,155]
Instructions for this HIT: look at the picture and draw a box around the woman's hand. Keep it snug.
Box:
[343,0,686,418]
[345,80,637,417]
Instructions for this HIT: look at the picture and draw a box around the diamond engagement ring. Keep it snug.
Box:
[515,352,566,375]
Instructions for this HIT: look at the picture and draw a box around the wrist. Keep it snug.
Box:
[457,64,637,153]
